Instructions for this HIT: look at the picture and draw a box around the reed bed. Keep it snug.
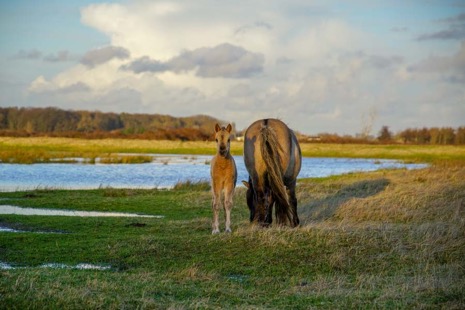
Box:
[98,155,153,164]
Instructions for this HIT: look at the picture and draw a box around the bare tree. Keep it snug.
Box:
[360,107,377,139]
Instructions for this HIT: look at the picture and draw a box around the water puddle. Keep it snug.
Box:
[0,205,163,218]
[0,226,24,233]
[0,224,68,234]
[0,261,111,270]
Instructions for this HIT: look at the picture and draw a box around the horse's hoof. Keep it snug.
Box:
[225,228,232,233]
[212,229,220,234]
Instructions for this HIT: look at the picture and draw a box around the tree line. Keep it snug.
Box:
[396,127,465,145]
[313,126,465,145]
[0,107,463,144]
[0,107,228,141]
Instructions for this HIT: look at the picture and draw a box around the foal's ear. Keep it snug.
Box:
[215,123,221,132]
[241,180,250,188]
[226,124,232,133]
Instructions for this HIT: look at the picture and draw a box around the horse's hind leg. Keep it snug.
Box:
[223,186,234,233]
[288,183,299,227]
[275,202,288,226]
[265,191,274,226]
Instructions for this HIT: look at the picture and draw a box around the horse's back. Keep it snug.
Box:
[244,119,300,182]
[245,119,291,145]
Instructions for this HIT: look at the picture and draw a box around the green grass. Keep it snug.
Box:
[299,143,465,163]
[1,161,464,308]
[98,155,154,164]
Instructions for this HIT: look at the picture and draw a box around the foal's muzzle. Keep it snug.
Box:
[219,146,228,156]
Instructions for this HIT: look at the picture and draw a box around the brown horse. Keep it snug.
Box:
[243,118,301,227]
[210,123,237,234]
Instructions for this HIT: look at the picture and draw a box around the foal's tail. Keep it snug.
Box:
[259,121,293,224]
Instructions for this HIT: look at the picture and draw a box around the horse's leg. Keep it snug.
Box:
[265,191,274,226]
[254,187,269,226]
[288,181,299,227]
[224,185,234,233]
[211,183,221,234]
[275,201,288,226]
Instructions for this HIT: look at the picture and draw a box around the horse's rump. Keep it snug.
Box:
[243,118,301,226]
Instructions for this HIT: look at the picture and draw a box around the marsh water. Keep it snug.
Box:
[0,205,163,218]
[0,154,427,192]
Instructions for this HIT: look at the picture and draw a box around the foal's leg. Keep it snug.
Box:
[211,183,221,234]
[223,185,234,233]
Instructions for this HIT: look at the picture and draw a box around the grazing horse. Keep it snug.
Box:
[243,118,301,227]
[210,123,237,234]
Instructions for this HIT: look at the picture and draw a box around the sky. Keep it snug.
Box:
[0,0,464,135]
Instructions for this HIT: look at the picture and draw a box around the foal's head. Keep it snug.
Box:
[214,123,233,157]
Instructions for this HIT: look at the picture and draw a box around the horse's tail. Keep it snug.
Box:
[259,122,293,224]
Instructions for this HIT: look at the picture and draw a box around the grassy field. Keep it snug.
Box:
[0,139,464,308]
[2,136,465,163]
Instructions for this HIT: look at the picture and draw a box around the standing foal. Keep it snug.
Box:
[210,123,237,234]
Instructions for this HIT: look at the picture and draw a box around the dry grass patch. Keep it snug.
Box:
[298,165,465,224]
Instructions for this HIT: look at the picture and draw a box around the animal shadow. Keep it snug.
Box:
[300,178,390,223]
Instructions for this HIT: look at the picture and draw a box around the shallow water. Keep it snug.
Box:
[0,261,111,270]
[0,226,23,233]
[0,205,163,218]
[0,154,427,191]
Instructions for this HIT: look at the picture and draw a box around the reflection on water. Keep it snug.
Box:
[0,261,111,270]
[0,205,163,218]
[0,154,427,192]
[0,226,23,233]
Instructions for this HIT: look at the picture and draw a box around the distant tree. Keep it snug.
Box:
[360,107,377,139]
[416,128,431,144]
[0,108,8,129]
[430,127,440,145]
[440,127,455,145]
[399,128,414,144]
[377,126,393,142]
[455,127,465,145]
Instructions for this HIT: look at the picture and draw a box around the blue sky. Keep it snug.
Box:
[0,0,107,51]
[1,0,464,135]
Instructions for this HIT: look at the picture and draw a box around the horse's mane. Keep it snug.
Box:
[259,123,294,224]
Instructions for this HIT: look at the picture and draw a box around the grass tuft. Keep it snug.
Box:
[98,155,153,164]
[173,180,211,191]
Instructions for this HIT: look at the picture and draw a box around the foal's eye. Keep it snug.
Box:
[228,139,230,142]
[215,139,218,142]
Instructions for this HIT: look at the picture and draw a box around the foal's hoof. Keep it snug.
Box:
[212,229,220,234]
[225,228,232,233]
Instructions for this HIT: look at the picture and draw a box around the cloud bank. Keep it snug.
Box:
[121,43,264,78]
[17,1,465,134]
[80,46,130,68]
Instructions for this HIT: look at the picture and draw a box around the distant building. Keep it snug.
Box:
[305,136,321,142]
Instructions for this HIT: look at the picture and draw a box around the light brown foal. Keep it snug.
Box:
[210,123,237,234]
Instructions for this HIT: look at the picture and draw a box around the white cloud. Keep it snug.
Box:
[29,76,55,93]
[80,2,234,60]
